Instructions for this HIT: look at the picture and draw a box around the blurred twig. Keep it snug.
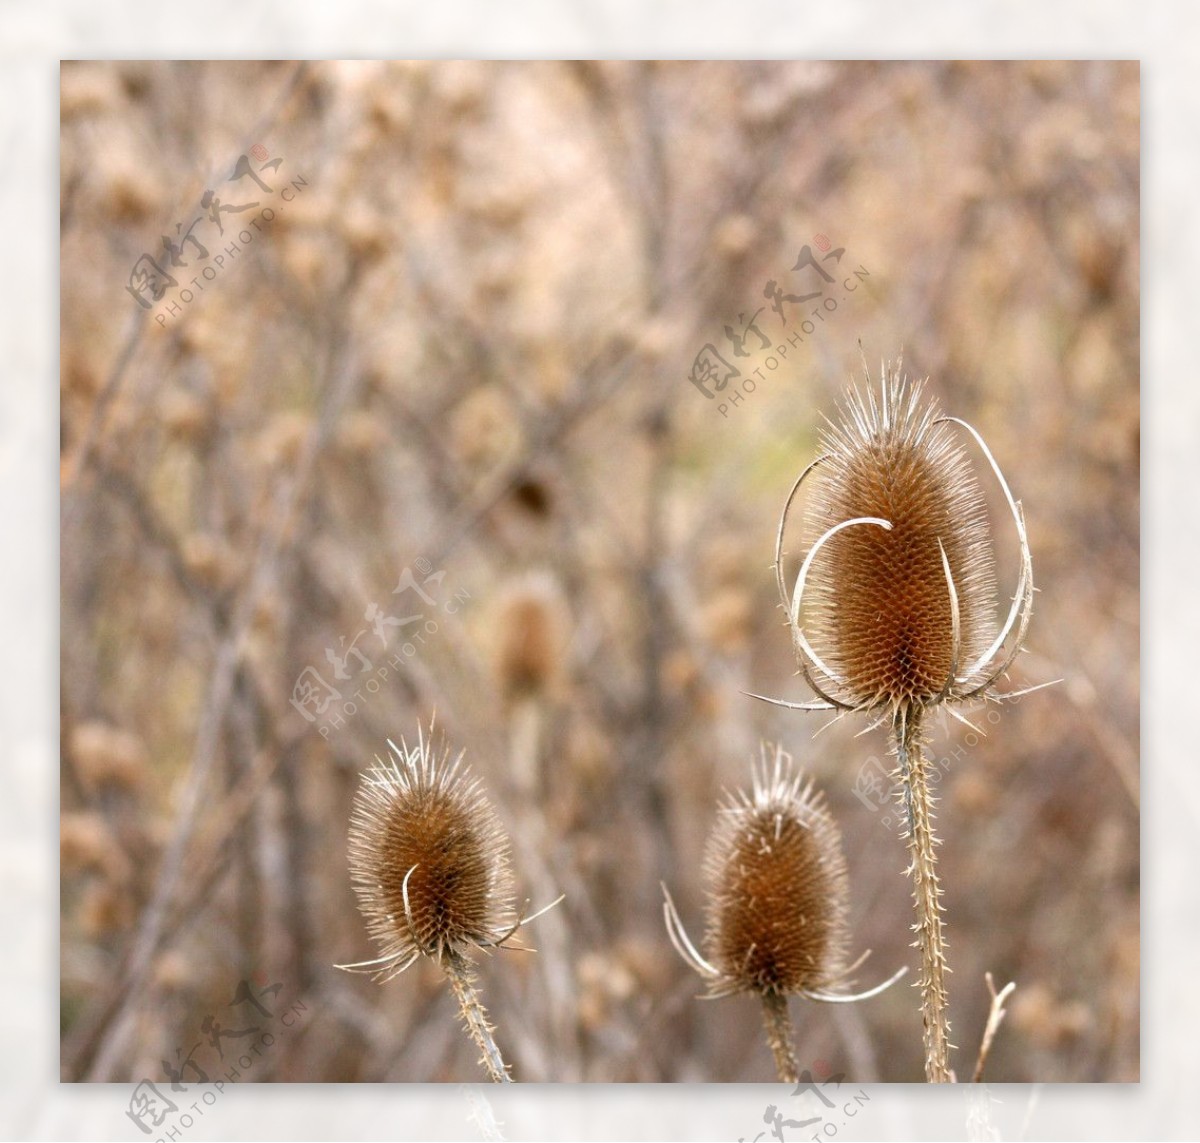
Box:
[972,972,1017,1083]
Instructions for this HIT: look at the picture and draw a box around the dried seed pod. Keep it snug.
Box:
[663,744,905,1081]
[70,721,149,798]
[663,744,897,1002]
[768,359,1034,720]
[337,725,562,1083]
[802,373,995,708]
[342,727,517,979]
[701,746,850,998]
[491,571,568,706]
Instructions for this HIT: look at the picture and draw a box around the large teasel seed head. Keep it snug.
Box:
[763,357,1036,724]
[802,367,997,711]
[342,726,517,979]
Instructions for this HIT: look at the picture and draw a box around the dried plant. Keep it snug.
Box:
[663,743,904,1082]
[757,359,1042,1081]
[491,570,569,799]
[60,61,1135,1086]
[492,570,568,708]
[336,723,560,1082]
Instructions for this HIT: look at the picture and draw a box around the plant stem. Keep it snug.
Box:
[443,950,512,1083]
[894,706,953,1082]
[972,972,1016,1083]
[760,989,800,1083]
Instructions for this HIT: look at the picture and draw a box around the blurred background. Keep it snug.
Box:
[60,60,1138,1083]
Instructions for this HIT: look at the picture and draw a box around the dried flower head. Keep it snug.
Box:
[664,744,902,1004]
[663,744,904,1082]
[706,745,849,997]
[762,359,1034,722]
[336,725,561,1083]
[492,571,568,705]
[70,721,149,798]
[338,726,521,981]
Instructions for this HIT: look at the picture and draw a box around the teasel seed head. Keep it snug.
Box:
[664,744,905,1004]
[704,745,850,997]
[337,725,562,1083]
[763,358,1036,720]
[491,570,568,706]
[338,725,519,981]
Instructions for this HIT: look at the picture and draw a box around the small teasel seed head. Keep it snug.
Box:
[491,570,569,705]
[801,363,998,711]
[701,744,850,998]
[345,725,516,977]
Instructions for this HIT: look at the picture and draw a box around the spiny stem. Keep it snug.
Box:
[443,951,512,1083]
[894,706,953,1082]
[760,989,800,1083]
